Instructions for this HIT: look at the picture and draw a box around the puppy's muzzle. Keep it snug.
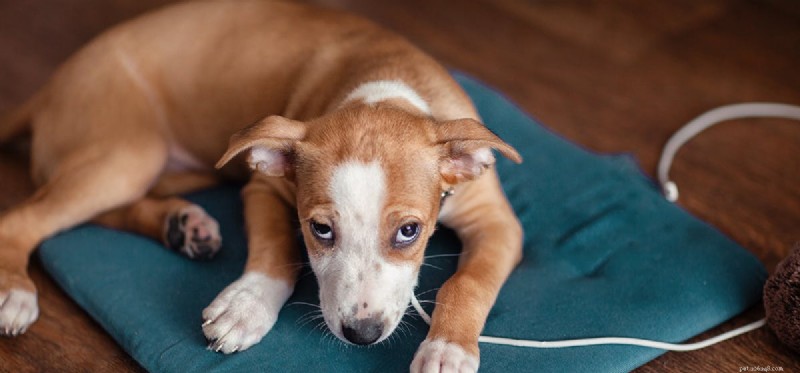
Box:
[341,315,383,345]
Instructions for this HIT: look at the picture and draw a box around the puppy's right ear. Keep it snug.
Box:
[216,115,307,177]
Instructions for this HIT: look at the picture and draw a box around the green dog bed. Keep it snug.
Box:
[37,74,765,372]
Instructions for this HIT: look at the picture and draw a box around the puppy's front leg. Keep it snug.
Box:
[411,170,523,373]
[203,175,300,353]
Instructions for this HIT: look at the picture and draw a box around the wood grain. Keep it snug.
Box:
[1,0,798,371]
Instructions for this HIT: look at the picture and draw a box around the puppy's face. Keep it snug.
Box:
[217,105,519,345]
[295,107,441,345]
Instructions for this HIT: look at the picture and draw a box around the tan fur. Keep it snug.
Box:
[240,174,300,280]
[0,1,523,370]
[94,197,194,239]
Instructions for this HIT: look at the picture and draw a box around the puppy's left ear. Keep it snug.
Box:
[436,118,522,184]
[216,115,307,177]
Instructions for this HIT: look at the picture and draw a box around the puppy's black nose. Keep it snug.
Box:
[341,317,383,345]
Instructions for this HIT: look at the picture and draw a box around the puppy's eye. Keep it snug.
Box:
[393,223,420,247]
[311,222,334,242]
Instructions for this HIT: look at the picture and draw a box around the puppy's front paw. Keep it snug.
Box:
[410,338,479,373]
[164,205,222,260]
[0,288,39,337]
[202,273,292,354]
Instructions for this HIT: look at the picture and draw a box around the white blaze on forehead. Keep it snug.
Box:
[329,160,387,249]
[342,80,432,115]
[316,160,418,344]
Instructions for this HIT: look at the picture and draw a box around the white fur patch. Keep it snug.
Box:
[0,289,39,335]
[329,161,387,252]
[343,80,431,114]
[202,272,293,353]
[311,161,417,344]
[472,147,494,165]
[410,338,480,373]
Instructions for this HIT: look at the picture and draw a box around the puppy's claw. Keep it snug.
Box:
[214,341,225,353]
[207,340,222,352]
[202,318,213,327]
[231,345,240,353]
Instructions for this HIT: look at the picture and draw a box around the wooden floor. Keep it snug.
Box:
[1,0,799,371]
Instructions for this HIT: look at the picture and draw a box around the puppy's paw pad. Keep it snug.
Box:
[165,205,222,260]
[0,289,39,337]
[202,273,291,354]
[410,338,479,373]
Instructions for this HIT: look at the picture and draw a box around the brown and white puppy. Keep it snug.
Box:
[0,1,523,372]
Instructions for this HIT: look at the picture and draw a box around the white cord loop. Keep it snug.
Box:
[657,103,800,202]
[407,102,800,351]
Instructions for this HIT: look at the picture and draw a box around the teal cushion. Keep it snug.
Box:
[37,73,766,372]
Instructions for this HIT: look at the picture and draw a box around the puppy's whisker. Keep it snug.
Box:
[297,318,315,328]
[413,287,441,297]
[403,311,420,321]
[395,321,412,338]
[296,311,324,327]
[319,331,331,346]
[313,320,328,332]
[420,263,442,270]
[399,319,416,331]
[302,314,325,325]
[295,309,319,321]
[407,309,424,319]
[423,253,461,259]
[320,326,344,349]
[287,301,321,308]
[317,324,338,347]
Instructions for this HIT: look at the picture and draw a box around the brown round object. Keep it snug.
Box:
[764,245,800,353]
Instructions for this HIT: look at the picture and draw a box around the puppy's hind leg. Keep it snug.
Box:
[0,143,168,336]
[94,196,223,260]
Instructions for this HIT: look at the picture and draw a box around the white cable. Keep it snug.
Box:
[476,319,765,351]
[410,290,431,324]
[657,103,800,202]
[410,292,765,351]
[405,102,800,351]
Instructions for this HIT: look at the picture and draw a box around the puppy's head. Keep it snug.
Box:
[217,105,520,345]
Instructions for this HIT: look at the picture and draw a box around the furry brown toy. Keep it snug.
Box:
[764,245,800,353]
